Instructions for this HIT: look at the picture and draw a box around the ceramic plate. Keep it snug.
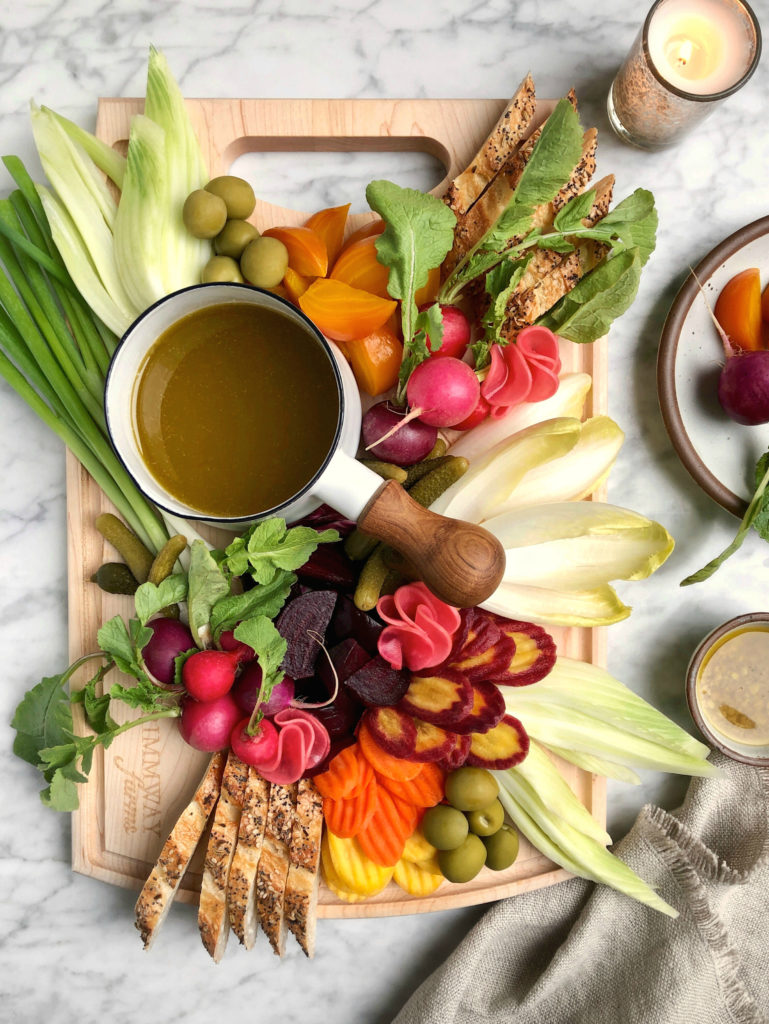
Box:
[658,216,769,518]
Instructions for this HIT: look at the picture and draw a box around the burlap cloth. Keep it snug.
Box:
[392,753,769,1024]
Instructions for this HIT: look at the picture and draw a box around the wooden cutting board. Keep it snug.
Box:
[68,95,608,917]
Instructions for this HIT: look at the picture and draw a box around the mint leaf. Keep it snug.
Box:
[187,539,230,647]
[210,571,296,638]
[134,574,188,624]
[365,179,456,397]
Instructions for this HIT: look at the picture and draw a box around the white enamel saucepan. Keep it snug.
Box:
[105,283,504,608]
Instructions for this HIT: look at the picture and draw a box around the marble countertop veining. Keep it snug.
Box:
[1,1,767,1021]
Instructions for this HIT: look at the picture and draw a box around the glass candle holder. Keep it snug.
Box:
[607,0,761,149]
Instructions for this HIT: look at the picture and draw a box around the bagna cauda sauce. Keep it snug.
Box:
[133,302,340,518]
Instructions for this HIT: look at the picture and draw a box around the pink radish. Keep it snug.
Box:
[453,393,490,431]
[142,618,195,685]
[232,662,296,717]
[218,629,254,663]
[230,716,280,767]
[182,648,240,702]
[421,303,471,359]
[361,401,437,465]
[406,356,480,427]
[179,693,241,751]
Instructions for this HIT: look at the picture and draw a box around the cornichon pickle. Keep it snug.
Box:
[148,534,188,585]
[344,527,379,562]
[407,456,469,507]
[404,454,454,488]
[360,459,408,483]
[353,543,391,611]
[95,513,155,583]
[90,562,138,595]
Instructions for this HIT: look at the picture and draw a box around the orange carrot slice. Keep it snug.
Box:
[304,203,350,265]
[357,787,420,867]
[262,225,329,277]
[377,762,445,808]
[358,719,422,782]
[323,781,378,838]
[314,742,365,800]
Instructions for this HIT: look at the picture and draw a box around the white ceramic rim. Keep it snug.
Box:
[104,282,346,524]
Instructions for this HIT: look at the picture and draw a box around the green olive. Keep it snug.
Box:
[240,236,289,289]
[482,824,520,871]
[182,189,227,239]
[205,175,256,219]
[466,798,505,837]
[201,255,244,284]
[214,219,259,258]
[445,766,499,812]
[438,833,487,883]
[421,805,469,851]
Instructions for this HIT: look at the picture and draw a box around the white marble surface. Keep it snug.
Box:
[1,1,767,1021]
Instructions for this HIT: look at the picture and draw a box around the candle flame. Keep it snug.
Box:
[676,39,694,67]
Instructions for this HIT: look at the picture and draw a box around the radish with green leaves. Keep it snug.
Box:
[406,355,480,427]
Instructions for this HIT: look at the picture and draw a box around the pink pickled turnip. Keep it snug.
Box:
[406,356,480,427]
[142,618,195,684]
[182,648,240,702]
[420,303,471,359]
[361,401,437,465]
[179,693,241,751]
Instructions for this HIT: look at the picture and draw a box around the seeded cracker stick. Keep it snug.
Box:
[134,751,225,950]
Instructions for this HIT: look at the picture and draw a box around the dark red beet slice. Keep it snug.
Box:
[330,595,383,655]
[451,679,506,735]
[296,544,357,590]
[310,688,363,740]
[344,655,410,707]
[276,589,337,679]
[318,638,372,694]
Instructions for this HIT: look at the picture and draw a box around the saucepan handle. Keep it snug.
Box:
[314,451,505,609]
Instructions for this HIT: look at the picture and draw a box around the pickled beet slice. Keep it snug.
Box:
[295,544,357,590]
[330,595,383,655]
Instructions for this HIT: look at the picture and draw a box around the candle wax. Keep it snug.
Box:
[647,0,755,95]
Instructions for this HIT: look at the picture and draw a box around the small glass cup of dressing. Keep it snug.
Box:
[686,612,769,765]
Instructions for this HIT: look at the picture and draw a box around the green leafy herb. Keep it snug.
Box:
[537,247,643,344]
[187,539,230,647]
[134,573,188,625]
[223,518,338,586]
[682,452,769,586]
[234,615,288,730]
[474,257,530,368]
[210,571,297,639]
[365,179,456,401]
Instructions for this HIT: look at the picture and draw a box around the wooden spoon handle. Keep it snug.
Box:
[357,480,505,608]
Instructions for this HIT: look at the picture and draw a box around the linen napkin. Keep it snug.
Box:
[392,753,769,1024]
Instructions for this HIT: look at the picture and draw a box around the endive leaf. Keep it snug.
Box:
[487,415,624,514]
[481,580,631,627]
[510,657,709,760]
[502,740,611,845]
[448,371,592,461]
[542,744,642,785]
[496,780,678,917]
[430,418,581,521]
[486,502,674,589]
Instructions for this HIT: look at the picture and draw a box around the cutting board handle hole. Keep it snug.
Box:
[226,136,451,216]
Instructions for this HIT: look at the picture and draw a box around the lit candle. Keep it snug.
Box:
[607,0,761,148]
[647,0,756,95]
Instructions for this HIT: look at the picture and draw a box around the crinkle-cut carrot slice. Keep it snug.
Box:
[358,719,422,782]
[323,780,378,838]
[321,833,374,902]
[376,762,445,808]
[357,788,420,867]
[325,831,394,896]
[298,278,397,343]
[304,203,350,265]
[313,742,366,800]
[401,828,438,865]
[262,225,329,277]
[393,857,445,897]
